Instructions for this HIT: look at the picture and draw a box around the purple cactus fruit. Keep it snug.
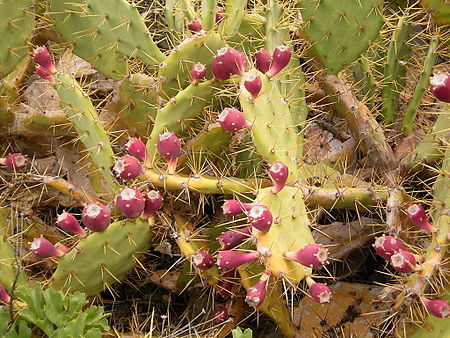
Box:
[218,107,251,132]
[215,46,247,75]
[253,48,271,74]
[407,204,438,233]
[218,226,251,250]
[113,155,143,179]
[430,72,450,103]
[389,250,417,273]
[222,200,253,216]
[187,20,202,32]
[422,297,450,318]
[211,58,231,80]
[116,188,145,219]
[33,46,54,69]
[248,205,273,233]
[245,270,271,307]
[192,251,215,270]
[217,251,258,269]
[191,62,207,83]
[373,235,407,260]
[82,203,111,232]
[157,132,181,174]
[309,282,332,304]
[125,138,151,166]
[285,244,329,268]
[0,153,27,170]
[0,284,10,303]
[56,211,86,236]
[266,45,291,77]
[143,190,164,218]
[30,237,64,258]
[215,9,224,23]
[244,75,262,100]
[269,161,288,193]
[213,306,229,323]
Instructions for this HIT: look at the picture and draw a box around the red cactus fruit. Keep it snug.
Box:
[215,46,247,76]
[267,45,291,77]
[422,297,450,318]
[244,74,262,100]
[248,205,273,233]
[56,211,86,236]
[430,72,450,103]
[192,251,215,270]
[245,270,271,307]
[269,161,288,193]
[125,138,151,166]
[222,200,253,216]
[309,282,332,304]
[0,153,27,170]
[187,20,202,32]
[0,284,11,303]
[218,226,251,250]
[30,237,64,258]
[217,251,258,269]
[389,250,417,273]
[33,46,54,69]
[116,188,145,219]
[113,155,143,179]
[253,48,271,74]
[143,190,164,218]
[373,235,407,260]
[218,107,251,132]
[213,306,229,323]
[157,132,181,174]
[407,204,438,233]
[285,244,329,268]
[191,62,207,83]
[215,8,224,23]
[211,58,231,80]
[36,65,55,82]
[82,203,111,232]
[216,280,233,297]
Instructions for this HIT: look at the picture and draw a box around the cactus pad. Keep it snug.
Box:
[422,0,450,25]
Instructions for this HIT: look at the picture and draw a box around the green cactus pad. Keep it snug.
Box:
[239,71,299,182]
[422,0,450,25]
[0,0,34,78]
[51,0,164,79]
[300,0,384,74]
[159,31,226,99]
[253,187,314,283]
[51,218,153,296]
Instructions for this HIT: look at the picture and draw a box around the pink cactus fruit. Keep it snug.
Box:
[215,46,247,76]
[389,250,417,273]
[30,237,64,258]
[56,211,86,236]
[113,155,143,179]
[266,45,291,77]
[269,161,288,193]
[187,20,202,32]
[245,270,271,307]
[218,226,251,250]
[55,243,70,254]
[244,75,262,100]
[215,8,224,23]
[116,188,145,219]
[36,65,55,82]
[143,190,164,218]
[125,138,151,166]
[307,278,332,304]
[213,306,229,324]
[248,205,273,233]
[217,251,258,269]
[422,297,450,318]
[407,204,438,233]
[192,251,215,270]
[222,200,253,216]
[373,235,407,260]
[430,72,450,103]
[211,58,231,80]
[0,153,27,170]
[0,284,11,303]
[191,62,207,83]
[157,132,181,174]
[252,48,271,74]
[285,244,329,268]
[33,46,56,82]
[218,107,251,132]
[82,203,111,232]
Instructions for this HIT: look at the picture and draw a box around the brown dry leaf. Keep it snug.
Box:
[294,282,389,337]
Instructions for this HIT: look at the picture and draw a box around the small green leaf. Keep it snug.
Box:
[43,287,65,327]
[85,307,110,331]
[232,327,253,338]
